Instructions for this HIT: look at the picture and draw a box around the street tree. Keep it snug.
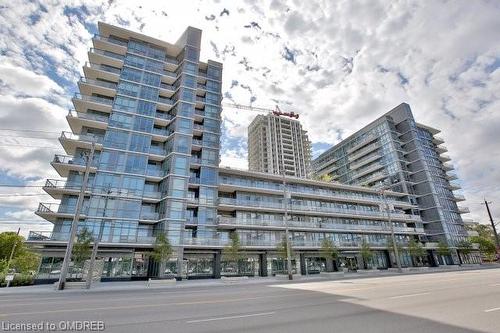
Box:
[470,236,496,260]
[150,233,173,278]
[437,241,451,258]
[72,228,93,269]
[223,232,245,275]
[320,238,339,272]
[408,239,426,266]
[0,231,41,274]
[360,240,373,269]
[276,235,294,272]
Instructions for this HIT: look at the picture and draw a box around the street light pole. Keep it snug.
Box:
[56,142,95,290]
[482,199,500,250]
[380,189,402,272]
[282,171,293,280]
[86,185,112,289]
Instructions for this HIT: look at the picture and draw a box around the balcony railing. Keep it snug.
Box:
[348,142,380,162]
[155,112,173,121]
[149,146,165,156]
[52,154,96,167]
[193,124,204,131]
[146,167,163,177]
[157,96,174,105]
[89,48,124,61]
[74,93,114,106]
[28,231,155,245]
[189,177,201,184]
[191,156,201,164]
[165,57,179,65]
[79,77,118,90]
[160,83,175,91]
[192,139,202,146]
[140,211,159,220]
[60,131,104,144]
[68,110,109,123]
[218,198,420,221]
[85,62,121,75]
[93,35,128,47]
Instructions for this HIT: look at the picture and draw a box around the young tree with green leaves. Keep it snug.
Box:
[223,232,245,275]
[408,239,426,266]
[0,232,41,274]
[150,233,173,278]
[320,238,339,272]
[470,236,496,261]
[360,240,373,269]
[276,235,294,273]
[437,241,451,257]
[72,228,93,268]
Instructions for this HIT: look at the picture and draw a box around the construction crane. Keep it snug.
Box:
[222,102,299,119]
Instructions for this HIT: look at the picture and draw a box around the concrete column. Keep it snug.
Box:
[259,253,268,277]
[213,251,221,279]
[299,253,306,275]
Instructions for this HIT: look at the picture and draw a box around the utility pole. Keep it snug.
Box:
[56,142,95,290]
[483,199,500,250]
[282,171,293,280]
[86,185,112,289]
[380,189,402,272]
[5,227,21,288]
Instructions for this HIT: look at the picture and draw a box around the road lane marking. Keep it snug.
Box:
[388,292,430,299]
[0,292,312,317]
[490,283,500,287]
[484,307,500,313]
[186,311,275,323]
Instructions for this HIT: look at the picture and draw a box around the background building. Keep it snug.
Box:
[313,103,471,262]
[248,113,311,178]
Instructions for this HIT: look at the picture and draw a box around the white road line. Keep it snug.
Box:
[484,307,500,313]
[388,292,430,299]
[489,283,500,287]
[186,311,275,324]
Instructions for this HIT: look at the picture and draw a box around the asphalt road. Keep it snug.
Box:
[1,268,500,333]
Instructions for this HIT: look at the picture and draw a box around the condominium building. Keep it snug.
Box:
[27,25,477,282]
[248,113,311,178]
[312,103,471,263]
[30,22,223,280]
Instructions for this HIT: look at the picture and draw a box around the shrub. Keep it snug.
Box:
[0,273,35,287]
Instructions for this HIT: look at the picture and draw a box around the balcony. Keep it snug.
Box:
[439,154,451,162]
[157,96,174,111]
[347,133,377,154]
[191,156,202,165]
[446,171,458,180]
[92,35,127,55]
[140,211,159,221]
[435,145,448,154]
[449,181,461,190]
[433,135,445,145]
[159,82,175,98]
[194,110,205,121]
[83,62,121,82]
[59,131,104,155]
[51,154,97,177]
[145,166,163,180]
[67,110,108,133]
[151,128,171,142]
[453,194,466,202]
[27,231,155,245]
[164,57,179,71]
[217,198,420,222]
[155,112,174,126]
[192,138,202,146]
[43,179,86,199]
[78,77,117,97]
[442,162,454,171]
[88,47,124,69]
[72,93,114,113]
[195,96,206,107]
[349,153,382,170]
[189,177,201,184]
[193,124,204,134]
[348,142,380,162]
[35,203,85,222]
[359,171,387,186]
[458,206,470,214]
[161,70,177,84]
[149,145,165,158]
[351,163,384,180]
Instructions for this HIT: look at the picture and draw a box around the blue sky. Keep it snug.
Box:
[0,0,499,236]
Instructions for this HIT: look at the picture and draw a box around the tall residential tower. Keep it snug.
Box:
[313,103,470,263]
[248,113,311,178]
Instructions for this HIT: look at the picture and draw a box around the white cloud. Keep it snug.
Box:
[0,63,63,97]
[0,0,498,230]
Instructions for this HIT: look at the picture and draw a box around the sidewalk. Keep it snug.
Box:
[2,264,499,295]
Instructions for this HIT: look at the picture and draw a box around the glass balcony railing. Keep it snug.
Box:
[189,177,201,184]
[73,93,114,106]
[165,57,178,66]
[52,154,97,167]
[191,156,201,164]
[146,167,163,177]
[28,231,155,244]
[60,131,104,144]
[140,211,159,220]
[149,146,165,156]
[85,62,122,75]
[93,35,128,47]
[152,128,171,137]
[67,110,109,123]
[157,96,173,105]
[155,112,173,121]
[160,83,175,91]
[79,77,118,90]
[196,96,205,103]
[218,198,420,221]
[193,124,204,131]
[89,48,124,61]
[192,139,202,146]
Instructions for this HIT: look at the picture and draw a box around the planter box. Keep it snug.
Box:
[146,278,176,287]
[319,271,344,278]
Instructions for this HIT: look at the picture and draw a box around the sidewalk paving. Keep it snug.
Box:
[2,264,499,295]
